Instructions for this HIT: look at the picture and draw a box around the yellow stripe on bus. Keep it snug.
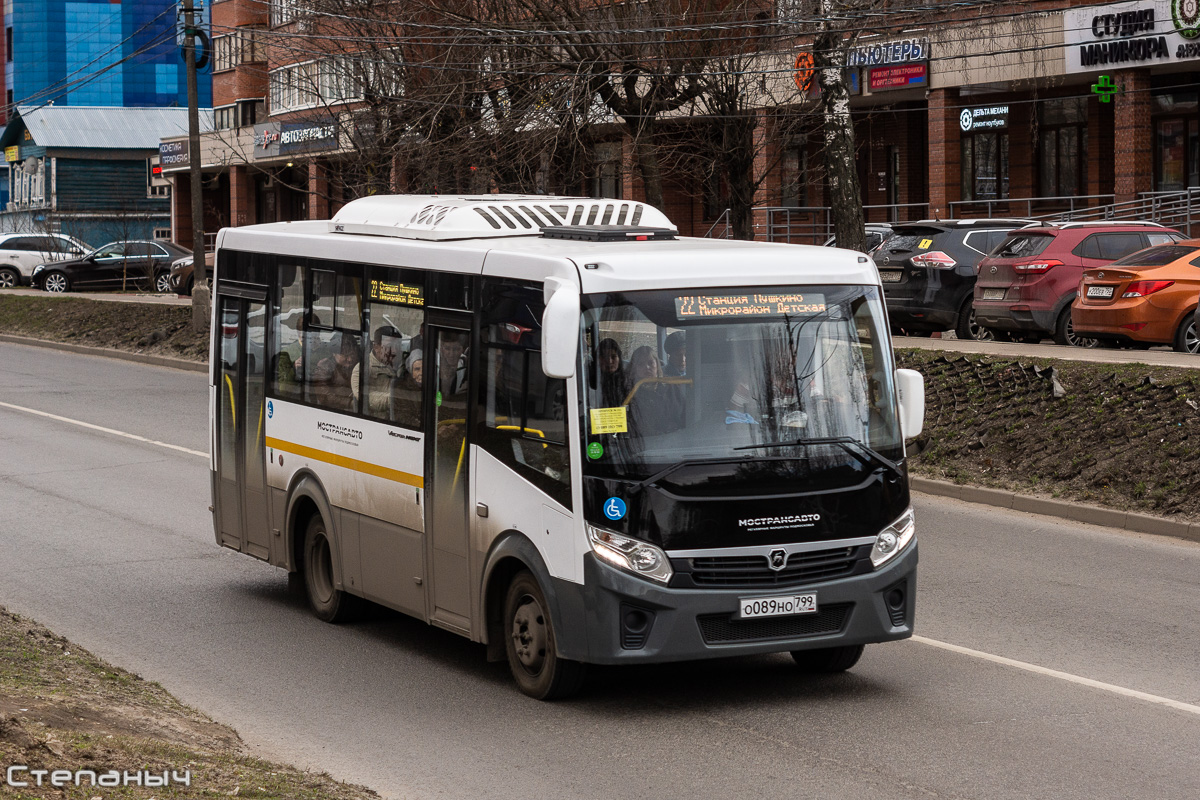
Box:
[265,436,424,488]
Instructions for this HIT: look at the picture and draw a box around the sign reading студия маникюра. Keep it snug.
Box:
[1065,0,1200,73]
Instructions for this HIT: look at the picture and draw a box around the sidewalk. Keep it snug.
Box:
[2,287,192,307]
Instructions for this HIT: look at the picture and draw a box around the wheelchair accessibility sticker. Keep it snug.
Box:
[603,497,627,521]
[267,400,274,419]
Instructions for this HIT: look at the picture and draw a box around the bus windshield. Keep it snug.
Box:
[580,285,902,483]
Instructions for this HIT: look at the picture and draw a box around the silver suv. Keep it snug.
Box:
[0,233,90,287]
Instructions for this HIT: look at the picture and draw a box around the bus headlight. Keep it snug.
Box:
[587,525,673,584]
[870,507,915,568]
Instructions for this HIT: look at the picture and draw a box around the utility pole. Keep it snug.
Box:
[183,1,209,331]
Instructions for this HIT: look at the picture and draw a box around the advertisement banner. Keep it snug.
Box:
[1065,0,1200,73]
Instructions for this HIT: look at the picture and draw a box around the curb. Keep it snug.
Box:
[910,476,1200,545]
[0,333,208,373]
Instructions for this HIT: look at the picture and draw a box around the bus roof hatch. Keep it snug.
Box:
[328,194,678,241]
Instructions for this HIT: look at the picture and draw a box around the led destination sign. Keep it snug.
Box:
[675,293,827,319]
[370,279,424,306]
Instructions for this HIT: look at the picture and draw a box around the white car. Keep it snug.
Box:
[0,233,90,288]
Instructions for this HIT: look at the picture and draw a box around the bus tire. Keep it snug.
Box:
[503,570,584,700]
[302,514,358,623]
[791,644,865,673]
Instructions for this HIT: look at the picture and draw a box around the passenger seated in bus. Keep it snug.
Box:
[663,331,686,376]
[309,332,361,410]
[352,325,403,418]
[594,338,626,408]
[392,349,423,427]
[437,335,469,397]
[625,345,683,434]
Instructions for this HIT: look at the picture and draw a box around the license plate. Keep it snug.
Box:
[1086,285,1114,298]
[737,593,818,620]
[879,270,903,283]
[982,288,1006,301]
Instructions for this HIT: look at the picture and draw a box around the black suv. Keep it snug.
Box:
[874,219,1034,339]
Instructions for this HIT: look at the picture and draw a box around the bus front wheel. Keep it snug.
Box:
[503,571,584,700]
[302,515,359,623]
[791,644,865,673]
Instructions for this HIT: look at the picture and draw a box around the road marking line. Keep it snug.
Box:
[913,635,1200,716]
[0,400,207,459]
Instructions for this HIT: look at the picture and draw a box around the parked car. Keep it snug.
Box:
[823,224,894,252]
[873,218,1034,340]
[1072,241,1200,353]
[0,233,90,287]
[32,239,192,293]
[168,250,216,295]
[974,221,1183,347]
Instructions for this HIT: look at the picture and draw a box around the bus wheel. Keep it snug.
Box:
[302,515,358,623]
[504,571,584,700]
[791,644,865,673]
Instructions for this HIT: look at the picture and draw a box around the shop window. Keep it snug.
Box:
[477,278,570,506]
[781,145,805,207]
[1038,98,1088,198]
[961,133,1008,201]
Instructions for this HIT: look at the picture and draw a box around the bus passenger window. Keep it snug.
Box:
[360,267,427,428]
[271,261,304,400]
[305,331,362,412]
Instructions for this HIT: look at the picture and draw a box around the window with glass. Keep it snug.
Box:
[357,267,426,427]
[1038,98,1088,198]
[271,260,306,400]
[477,279,570,503]
[580,285,902,489]
[961,132,1008,201]
[592,142,622,200]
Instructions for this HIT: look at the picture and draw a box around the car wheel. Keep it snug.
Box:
[955,298,993,341]
[1173,315,1200,354]
[184,276,195,296]
[504,570,585,700]
[1054,307,1096,348]
[302,514,359,623]
[154,271,172,293]
[791,644,865,673]
[0,266,19,288]
[43,272,70,293]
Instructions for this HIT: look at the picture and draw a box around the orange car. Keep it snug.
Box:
[1073,240,1200,353]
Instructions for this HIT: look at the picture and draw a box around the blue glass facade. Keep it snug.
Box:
[6,0,211,108]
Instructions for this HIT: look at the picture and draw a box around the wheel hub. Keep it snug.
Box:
[510,597,547,672]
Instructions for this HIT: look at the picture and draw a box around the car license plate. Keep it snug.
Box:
[879,270,903,283]
[982,288,1006,301]
[737,593,818,620]
[1086,285,1114,299]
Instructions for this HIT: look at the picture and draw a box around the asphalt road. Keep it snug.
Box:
[2,340,1198,800]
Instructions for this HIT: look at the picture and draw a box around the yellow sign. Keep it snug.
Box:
[918,238,933,249]
[4,147,18,162]
[369,279,424,306]
[589,406,628,435]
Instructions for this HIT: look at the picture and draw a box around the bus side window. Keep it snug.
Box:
[271,259,304,400]
[477,278,570,508]
[303,261,364,414]
[359,266,426,428]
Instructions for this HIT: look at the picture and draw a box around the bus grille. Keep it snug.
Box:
[697,603,852,644]
[686,547,861,588]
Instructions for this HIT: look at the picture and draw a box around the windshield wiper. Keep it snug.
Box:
[733,436,901,475]
[627,456,750,494]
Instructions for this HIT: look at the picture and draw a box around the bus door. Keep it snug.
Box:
[425,319,473,631]
[214,290,271,560]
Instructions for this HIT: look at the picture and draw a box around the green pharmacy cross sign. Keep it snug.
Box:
[1092,75,1119,103]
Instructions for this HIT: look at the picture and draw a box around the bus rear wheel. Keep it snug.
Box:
[302,515,358,623]
[503,571,584,700]
[791,644,865,673]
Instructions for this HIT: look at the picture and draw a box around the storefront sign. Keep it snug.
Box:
[158,140,188,167]
[868,63,929,91]
[1065,0,1200,72]
[253,119,337,160]
[4,146,18,162]
[848,37,930,67]
[959,105,1009,131]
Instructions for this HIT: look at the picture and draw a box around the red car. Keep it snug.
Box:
[973,222,1182,346]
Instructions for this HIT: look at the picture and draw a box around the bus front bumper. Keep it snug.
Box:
[551,545,917,666]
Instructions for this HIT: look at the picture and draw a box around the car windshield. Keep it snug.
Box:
[880,227,944,253]
[995,233,1052,257]
[1111,244,1200,267]
[579,285,902,482]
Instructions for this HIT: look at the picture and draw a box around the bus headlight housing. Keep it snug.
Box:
[587,525,673,584]
[870,507,915,568]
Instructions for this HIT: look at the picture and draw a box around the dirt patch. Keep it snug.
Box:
[898,349,1200,520]
[0,295,208,362]
[0,607,378,799]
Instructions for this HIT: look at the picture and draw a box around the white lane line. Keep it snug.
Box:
[913,635,1200,716]
[0,400,208,459]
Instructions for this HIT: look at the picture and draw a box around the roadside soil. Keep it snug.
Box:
[0,607,377,800]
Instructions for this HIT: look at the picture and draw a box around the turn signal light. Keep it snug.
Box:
[1013,259,1064,274]
[910,251,957,269]
[1122,280,1174,298]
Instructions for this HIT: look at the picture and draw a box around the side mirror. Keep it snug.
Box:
[895,368,925,439]
[541,277,580,380]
